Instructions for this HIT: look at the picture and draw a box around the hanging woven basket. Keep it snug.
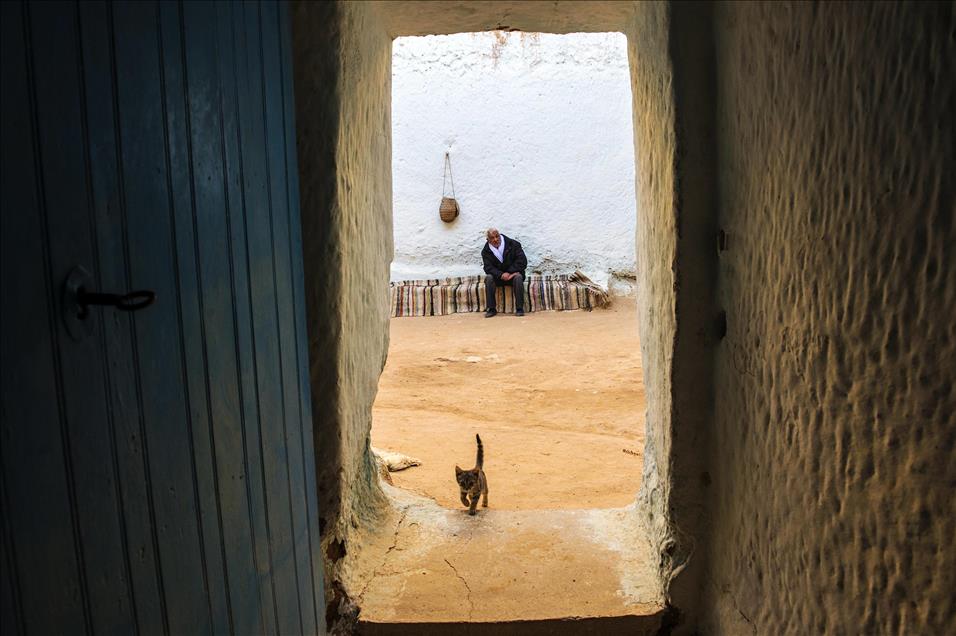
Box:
[439,152,460,223]
[439,196,459,222]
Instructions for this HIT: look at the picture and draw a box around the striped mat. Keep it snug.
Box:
[390,271,608,317]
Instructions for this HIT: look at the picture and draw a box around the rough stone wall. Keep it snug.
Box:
[625,1,679,603]
[704,2,956,633]
[390,32,637,288]
[289,3,955,633]
[291,0,392,595]
[381,1,635,38]
[287,3,956,633]
[627,2,725,618]
[660,2,725,620]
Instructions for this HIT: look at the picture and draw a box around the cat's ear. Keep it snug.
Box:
[455,465,462,475]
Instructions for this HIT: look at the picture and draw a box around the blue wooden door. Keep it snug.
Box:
[0,1,324,633]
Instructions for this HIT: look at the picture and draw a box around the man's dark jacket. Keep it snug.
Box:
[481,234,528,280]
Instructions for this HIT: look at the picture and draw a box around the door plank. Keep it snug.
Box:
[216,1,288,631]
[237,2,304,632]
[180,1,262,632]
[224,2,283,631]
[77,2,167,631]
[279,0,326,625]
[261,4,318,634]
[28,2,137,631]
[0,519,21,634]
[2,2,323,632]
[230,3,288,632]
[111,2,212,633]
[1,2,90,632]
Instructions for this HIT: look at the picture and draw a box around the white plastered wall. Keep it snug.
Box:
[390,32,637,291]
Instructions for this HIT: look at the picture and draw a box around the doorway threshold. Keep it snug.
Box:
[348,485,665,628]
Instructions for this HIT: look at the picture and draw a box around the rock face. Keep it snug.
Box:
[625,1,682,611]
[292,2,955,633]
[704,3,956,634]
[291,0,393,579]
[390,32,637,289]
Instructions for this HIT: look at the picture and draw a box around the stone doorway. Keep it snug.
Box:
[290,2,705,631]
[360,27,658,626]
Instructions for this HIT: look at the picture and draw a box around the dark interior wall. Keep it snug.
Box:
[704,2,955,633]
[1,2,323,633]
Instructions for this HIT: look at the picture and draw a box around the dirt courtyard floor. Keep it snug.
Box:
[371,302,646,510]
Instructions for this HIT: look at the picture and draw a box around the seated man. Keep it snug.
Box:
[481,227,528,317]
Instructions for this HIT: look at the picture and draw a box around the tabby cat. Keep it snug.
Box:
[455,434,488,515]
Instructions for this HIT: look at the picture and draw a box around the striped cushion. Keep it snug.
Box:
[389,271,608,317]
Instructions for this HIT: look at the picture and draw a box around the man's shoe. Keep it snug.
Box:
[484,309,497,318]
[515,309,525,317]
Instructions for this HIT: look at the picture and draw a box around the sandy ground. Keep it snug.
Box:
[371,302,646,510]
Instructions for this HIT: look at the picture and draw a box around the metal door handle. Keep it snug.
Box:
[62,266,156,341]
[77,289,155,316]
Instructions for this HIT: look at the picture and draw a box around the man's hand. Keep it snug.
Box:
[501,272,513,281]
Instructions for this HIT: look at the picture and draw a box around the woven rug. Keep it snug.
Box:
[390,271,608,317]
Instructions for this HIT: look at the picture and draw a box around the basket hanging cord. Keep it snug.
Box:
[442,152,456,198]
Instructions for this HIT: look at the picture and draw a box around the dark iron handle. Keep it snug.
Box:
[77,288,156,316]
[61,267,155,340]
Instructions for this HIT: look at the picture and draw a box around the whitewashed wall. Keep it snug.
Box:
[390,32,637,290]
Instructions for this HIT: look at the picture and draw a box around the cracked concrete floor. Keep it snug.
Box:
[350,486,664,623]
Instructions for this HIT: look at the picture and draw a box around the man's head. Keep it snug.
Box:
[486,228,501,248]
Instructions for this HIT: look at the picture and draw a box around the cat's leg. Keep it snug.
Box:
[460,490,470,508]
[480,473,488,507]
[468,492,479,516]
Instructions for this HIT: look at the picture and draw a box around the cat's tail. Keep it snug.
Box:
[475,434,484,469]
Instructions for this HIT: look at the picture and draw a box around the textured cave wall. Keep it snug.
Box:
[628,3,723,618]
[282,2,954,632]
[380,0,635,37]
[626,0,679,601]
[291,0,392,586]
[704,2,956,633]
